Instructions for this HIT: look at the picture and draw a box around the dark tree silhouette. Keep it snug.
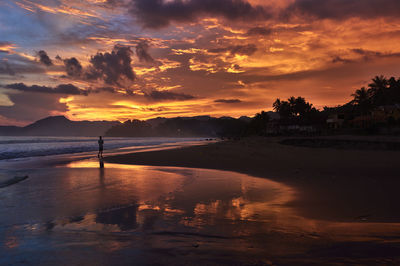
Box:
[247,111,270,135]
[293,97,313,117]
[273,98,292,119]
[323,75,400,133]
[273,96,315,122]
[105,117,248,138]
[351,87,371,115]
[368,75,389,106]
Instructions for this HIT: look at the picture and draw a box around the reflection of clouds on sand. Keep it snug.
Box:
[4,161,400,240]
[2,162,400,264]
[1,161,295,232]
[96,205,138,231]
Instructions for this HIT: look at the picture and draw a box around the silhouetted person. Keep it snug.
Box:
[98,136,104,158]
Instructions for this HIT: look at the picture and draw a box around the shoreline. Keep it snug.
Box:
[2,136,400,264]
[105,136,400,223]
[0,139,211,170]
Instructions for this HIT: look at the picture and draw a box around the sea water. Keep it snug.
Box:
[0,136,206,160]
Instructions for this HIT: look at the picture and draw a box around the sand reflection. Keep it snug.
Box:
[1,161,400,264]
[62,160,400,242]
[58,160,297,236]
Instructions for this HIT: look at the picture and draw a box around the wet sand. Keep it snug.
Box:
[105,136,400,264]
[2,160,400,265]
[106,137,400,223]
[1,137,400,265]
[0,162,338,265]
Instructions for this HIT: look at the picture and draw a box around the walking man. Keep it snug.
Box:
[98,136,104,158]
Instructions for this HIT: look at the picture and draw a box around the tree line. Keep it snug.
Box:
[248,75,400,135]
[106,75,400,137]
[105,117,248,138]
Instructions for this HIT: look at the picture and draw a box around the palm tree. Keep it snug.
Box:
[273,98,292,119]
[369,75,388,92]
[293,97,312,117]
[288,97,297,115]
[388,77,400,104]
[351,87,371,115]
[351,87,369,104]
[250,111,270,134]
[272,98,281,112]
[368,76,388,106]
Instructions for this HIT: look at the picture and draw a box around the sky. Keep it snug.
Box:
[1,0,400,125]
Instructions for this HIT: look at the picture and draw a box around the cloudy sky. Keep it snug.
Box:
[1,0,400,125]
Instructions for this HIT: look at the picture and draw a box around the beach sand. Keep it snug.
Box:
[2,137,400,265]
[106,136,400,223]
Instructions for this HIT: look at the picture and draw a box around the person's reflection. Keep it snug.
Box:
[99,158,105,187]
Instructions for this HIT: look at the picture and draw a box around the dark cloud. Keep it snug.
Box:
[135,41,154,62]
[37,50,53,66]
[4,83,88,95]
[0,61,15,76]
[60,46,135,87]
[83,86,194,102]
[104,0,126,7]
[246,27,272,36]
[130,0,271,29]
[63,57,83,77]
[351,48,384,62]
[214,99,242,104]
[0,92,68,123]
[145,90,195,101]
[0,53,45,75]
[86,45,135,86]
[208,44,257,56]
[332,49,400,64]
[332,56,352,64]
[231,64,242,72]
[96,87,118,93]
[284,0,400,20]
[352,48,383,57]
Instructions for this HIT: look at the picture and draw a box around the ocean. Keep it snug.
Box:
[0,136,206,160]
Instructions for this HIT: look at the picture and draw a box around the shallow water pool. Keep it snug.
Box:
[1,160,400,265]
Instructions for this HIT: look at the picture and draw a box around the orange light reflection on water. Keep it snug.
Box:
[51,161,400,244]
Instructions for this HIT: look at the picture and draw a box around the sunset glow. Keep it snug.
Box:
[1,0,400,125]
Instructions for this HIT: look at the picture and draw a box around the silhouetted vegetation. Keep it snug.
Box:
[248,75,400,136]
[104,75,400,138]
[105,117,248,138]
[323,76,400,134]
[246,111,270,136]
[5,75,398,138]
[273,96,325,125]
[350,76,400,113]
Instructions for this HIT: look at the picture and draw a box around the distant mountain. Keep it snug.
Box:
[239,116,252,122]
[146,117,168,127]
[0,116,120,136]
[180,115,211,121]
[0,126,21,136]
[105,116,249,138]
[0,113,281,137]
